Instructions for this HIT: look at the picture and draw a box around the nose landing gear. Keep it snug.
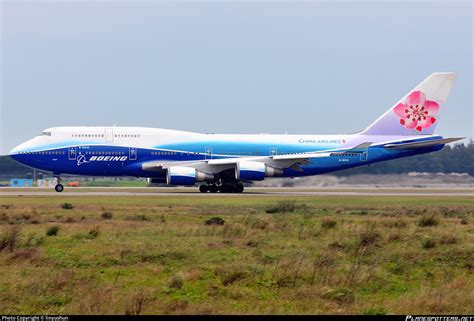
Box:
[54,175,64,193]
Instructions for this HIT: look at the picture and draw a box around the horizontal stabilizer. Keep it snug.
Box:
[384,137,464,149]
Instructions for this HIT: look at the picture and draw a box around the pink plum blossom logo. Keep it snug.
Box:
[393,91,439,132]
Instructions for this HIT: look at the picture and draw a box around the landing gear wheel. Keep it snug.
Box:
[55,184,64,193]
[234,183,244,193]
[219,184,234,193]
[209,184,218,193]
[199,185,209,193]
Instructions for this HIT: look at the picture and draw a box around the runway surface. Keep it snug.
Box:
[0,187,473,197]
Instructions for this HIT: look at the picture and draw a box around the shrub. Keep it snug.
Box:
[46,225,60,236]
[421,239,436,249]
[101,212,113,220]
[358,226,380,247]
[417,214,439,227]
[168,274,184,290]
[205,217,225,226]
[61,203,74,210]
[321,218,337,229]
[460,218,469,225]
[0,226,20,252]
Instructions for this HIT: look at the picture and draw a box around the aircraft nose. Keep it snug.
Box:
[8,141,29,156]
[8,145,21,156]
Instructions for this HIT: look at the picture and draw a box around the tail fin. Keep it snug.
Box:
[361,72,456,135]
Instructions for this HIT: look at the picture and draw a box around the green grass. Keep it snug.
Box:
[0,195,472,314]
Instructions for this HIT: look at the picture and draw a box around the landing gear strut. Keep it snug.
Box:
[54,176,64,193]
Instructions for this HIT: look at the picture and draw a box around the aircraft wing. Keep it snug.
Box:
[141,142,373,174]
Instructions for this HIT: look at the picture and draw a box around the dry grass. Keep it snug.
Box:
[0,194,472,314]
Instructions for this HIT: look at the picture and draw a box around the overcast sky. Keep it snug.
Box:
[1,0,472,154]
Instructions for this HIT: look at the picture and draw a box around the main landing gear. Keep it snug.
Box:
[199,182,244,193]
[54,176,64,193]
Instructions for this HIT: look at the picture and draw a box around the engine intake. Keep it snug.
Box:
[235,161,283,181]
[166,166,213,186]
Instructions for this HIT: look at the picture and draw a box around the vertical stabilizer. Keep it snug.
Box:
[361,73,456,135]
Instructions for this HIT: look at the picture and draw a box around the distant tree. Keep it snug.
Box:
[337,141,474,176]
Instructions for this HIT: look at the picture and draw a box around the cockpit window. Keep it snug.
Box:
[41,132,51,136]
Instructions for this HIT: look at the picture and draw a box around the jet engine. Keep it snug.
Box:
[166,166,213,186]
[235,161,283,181]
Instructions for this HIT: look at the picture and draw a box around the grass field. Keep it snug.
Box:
[0,194,472,314]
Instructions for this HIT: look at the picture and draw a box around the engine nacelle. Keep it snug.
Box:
[166,166,213,186]
[235,162,283,181]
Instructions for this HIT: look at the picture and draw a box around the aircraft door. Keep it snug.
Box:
[129,147,137,160]
[68,147,77,160]
[205,147,212,160]
[105,128,114,142]
[269,147,278,156]
[360,151,368,161]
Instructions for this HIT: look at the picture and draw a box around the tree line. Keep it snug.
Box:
[336,141,474,176]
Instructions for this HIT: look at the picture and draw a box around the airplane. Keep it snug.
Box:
[8,72,463,193]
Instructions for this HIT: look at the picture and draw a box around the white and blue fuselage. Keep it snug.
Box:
[7,73,461,192]
[8,127,444,177]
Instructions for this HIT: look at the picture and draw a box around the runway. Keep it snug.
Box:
[0,187,473,197]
